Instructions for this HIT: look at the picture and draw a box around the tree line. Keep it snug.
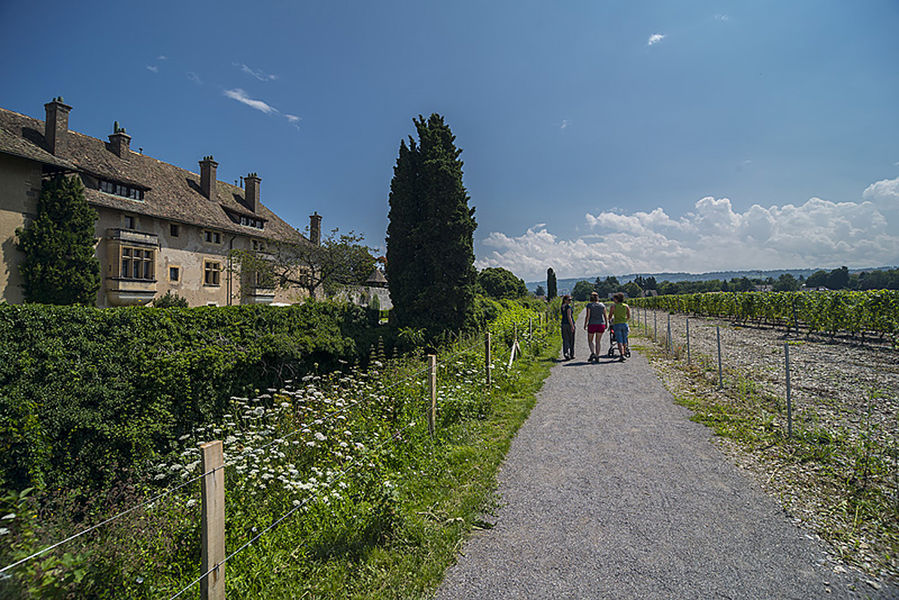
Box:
[560,265,899,302]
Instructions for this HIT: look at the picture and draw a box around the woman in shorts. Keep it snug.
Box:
[608,292,631,362]
[560,294,576,360]
[583,291,607,362]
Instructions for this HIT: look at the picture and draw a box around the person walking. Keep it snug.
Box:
[608,292,631,362]
[583,291,607,363]
[560,294,576,360]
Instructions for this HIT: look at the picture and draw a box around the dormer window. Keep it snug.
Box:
[99,179,144,201]
[239,215,264,229]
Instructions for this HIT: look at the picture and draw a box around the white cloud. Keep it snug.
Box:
[235,63,278,82]
[648,33,665,46]
[157,55,168,60]
[476,177,899,280]
[223,88,278,114]
[715,14,730,22]
[146,65,159,73]
[560,120,569,130]
[285,114,301,123]
[186,72,202,85]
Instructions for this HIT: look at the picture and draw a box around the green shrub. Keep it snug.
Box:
[151,291,188,308]
[0,301,379,493]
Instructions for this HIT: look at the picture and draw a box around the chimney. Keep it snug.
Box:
[309,211,322,245]
[44,96,72,155]
[243,172,260,212]
[199,155,218,199]
[108,121,131,159]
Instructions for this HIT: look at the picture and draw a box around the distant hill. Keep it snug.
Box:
[526,266,897,293]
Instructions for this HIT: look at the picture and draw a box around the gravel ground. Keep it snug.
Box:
[434,324,897,599]
[632,308,899,581]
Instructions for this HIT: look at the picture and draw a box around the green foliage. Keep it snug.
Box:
[386,114,478,338]
[230,230,375,299]
[631,290,899,343]
[15,175,100,305]
[593,275,620,299]
[0,302,556,599]
[477,267,527,299]
[546,268,557,300]
[534,284,545,297]
[151,291,188,308]
[571,280,593,301]
[0,302,380,493]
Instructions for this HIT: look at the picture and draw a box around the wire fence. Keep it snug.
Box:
[631,306,899,567]
[0,310,554,598]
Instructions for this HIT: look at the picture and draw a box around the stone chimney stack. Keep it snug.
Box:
[244,172,260,212]
[108,122,131,159]
[199,156,218,199]
[310,211,322,245]
[44,96,72,155]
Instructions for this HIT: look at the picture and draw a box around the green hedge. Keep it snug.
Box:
[0,302,380,492]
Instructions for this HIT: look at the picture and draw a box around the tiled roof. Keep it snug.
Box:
[0,119,76,170]
[0,106,307,245]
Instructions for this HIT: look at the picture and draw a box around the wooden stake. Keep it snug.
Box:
[716,326,723,390]
[428,354,437,437]
[201,441,225,600]
[485,332,492,386]
[784,342,792,437]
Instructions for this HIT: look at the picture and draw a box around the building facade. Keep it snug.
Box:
[0,98,317,307]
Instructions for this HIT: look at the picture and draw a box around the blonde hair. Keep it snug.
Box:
[590,291,599,301]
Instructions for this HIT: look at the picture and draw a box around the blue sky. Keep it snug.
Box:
[2,0,897,281]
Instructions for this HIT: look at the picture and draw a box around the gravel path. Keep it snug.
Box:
[434,324,895,599]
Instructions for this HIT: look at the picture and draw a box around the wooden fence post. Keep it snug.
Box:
[667,313,671,354]
[428,354,437,437]
[716,326,723,390]
[686,318,691,365]
[485,332,492,386]
[784,342,792,437]
[201,441,225,600]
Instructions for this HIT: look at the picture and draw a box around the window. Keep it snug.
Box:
[251,240,266,252]
[170,224,180,237]
[124,215,135,230]
[204,261,221,286]
[240,215,264,229]
[204,230,222,244]
[120,247,154,280]
[100,179,144,201]
[169,266,180,282]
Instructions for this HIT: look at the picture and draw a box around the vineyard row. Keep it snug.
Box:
[629,290,899,344]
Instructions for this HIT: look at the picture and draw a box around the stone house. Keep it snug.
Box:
[0,97,318,306]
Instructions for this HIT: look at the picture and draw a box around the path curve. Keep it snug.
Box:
[435,327,895,599]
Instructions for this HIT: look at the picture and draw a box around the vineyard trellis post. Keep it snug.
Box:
[654,311,658,342]
[200,440,225,600]
[428,354,437,437]
[667,313,671,355]
[485,332,492,386]
[784,342,793,438]
[716,326,723,390]
[686,318,691,365]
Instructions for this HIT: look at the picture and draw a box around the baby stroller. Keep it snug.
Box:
[606,326,618,358]
[606,325,631,360]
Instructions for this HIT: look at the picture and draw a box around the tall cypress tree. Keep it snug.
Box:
[547,268,557,300]
[386,114,477,336]
[16,175,100,305]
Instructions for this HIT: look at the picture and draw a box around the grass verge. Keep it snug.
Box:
[229,332,559,599]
